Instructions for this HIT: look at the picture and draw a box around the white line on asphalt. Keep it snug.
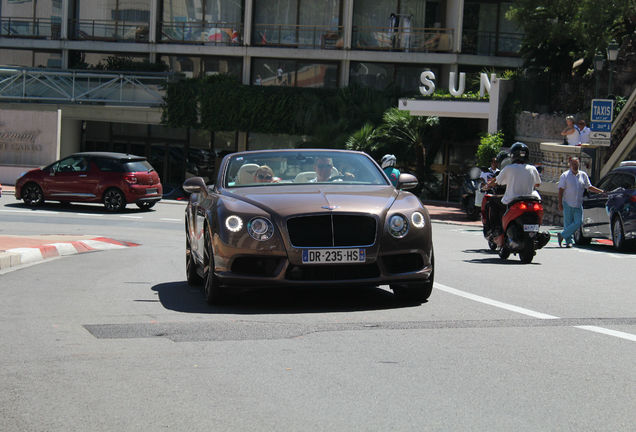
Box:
[435,282,636,342]
[120,215,143,219]
[74,213,104,217]
[160,218,182,222]
[435,283,559,319]
[574,326,636,342]
[0,209,59,214]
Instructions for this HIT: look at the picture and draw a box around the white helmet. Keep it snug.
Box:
[381,154,397,169]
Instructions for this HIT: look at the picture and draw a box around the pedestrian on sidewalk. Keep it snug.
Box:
[561,115,580,146]
[557,157,603,247]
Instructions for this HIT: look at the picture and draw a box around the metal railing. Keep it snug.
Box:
[70,19,149,42]
[0,67,168,106]
[253,24,344,49]
[461,30,522,56]
[0,17,61,39]
[352,26,453,52]
[159,21,243,45]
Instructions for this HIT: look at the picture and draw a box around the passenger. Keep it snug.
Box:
[253,165,276,183]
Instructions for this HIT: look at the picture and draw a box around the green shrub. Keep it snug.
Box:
[476,131,504,167]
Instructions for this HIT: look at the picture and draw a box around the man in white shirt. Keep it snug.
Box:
[557,157,603,247]
[485,142,541,234]
[577,119,591,144]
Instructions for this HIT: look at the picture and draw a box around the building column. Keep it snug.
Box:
[339,0,354,87]
[243,0,253,47]
[241,0,254,85]
[445,0,464,53]
[61,0,70,40]
[149,0,158,43]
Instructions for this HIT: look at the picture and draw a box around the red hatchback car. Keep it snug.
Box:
[15,152,162,211]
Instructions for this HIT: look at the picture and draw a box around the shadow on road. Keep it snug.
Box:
[5,201,155,214]
[151,281,422,314]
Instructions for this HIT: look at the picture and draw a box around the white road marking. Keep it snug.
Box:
[120,215,143,219]
[160,218,182,222]
[1,209,59,214]
[574,326,636,342]
[435,283,559,320]
[74,213,104,217]
[435,282,636,342]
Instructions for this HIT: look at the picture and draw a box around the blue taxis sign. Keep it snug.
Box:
[590,99,614,123]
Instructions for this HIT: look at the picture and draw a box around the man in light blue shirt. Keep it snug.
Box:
[557,157,603,247]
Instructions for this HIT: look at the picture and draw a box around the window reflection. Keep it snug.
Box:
[252,59,338,88]
[160,0,243,44]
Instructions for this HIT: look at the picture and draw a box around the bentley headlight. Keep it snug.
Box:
[225,215,243,232]
[388,214,408,238]
[411,211,425,229]
[248,217,274,241]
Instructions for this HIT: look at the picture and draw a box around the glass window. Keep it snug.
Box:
[253,0,340,48]
[1,0,62,38]
[252,59,338,88]
[350,62,440,93]
[159,55,241,78]
[0,49,62,68]
[54,156,88,173]
[73,0,150,41]
[69,52,149,69]
[160,0,242,43]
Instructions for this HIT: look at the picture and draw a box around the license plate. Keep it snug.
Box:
[302,248,366,264]
[146,188,158,195]
[523,224,539,232]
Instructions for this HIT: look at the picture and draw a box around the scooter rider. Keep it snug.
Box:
[485,142,541,235]
[381,154,400,187]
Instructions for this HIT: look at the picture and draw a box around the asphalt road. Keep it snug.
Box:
[1,195,634,432]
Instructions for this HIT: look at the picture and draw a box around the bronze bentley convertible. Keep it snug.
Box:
[183,149,434,304]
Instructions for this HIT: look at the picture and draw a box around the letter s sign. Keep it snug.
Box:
[419,71,435,96]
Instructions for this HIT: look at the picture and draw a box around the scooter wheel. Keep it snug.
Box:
[488,240,497,251]
[519,242,535,264]
[498,247,510,260]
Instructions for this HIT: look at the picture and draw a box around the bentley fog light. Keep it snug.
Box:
[248,217,274,241]
[225,215,243,232]
[411,211,425,228]
[388,214,408,238]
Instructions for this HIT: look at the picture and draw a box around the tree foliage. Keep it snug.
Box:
[347,107,439,181]
[506,0,634,79]
[161,74,396,148]
[476,131,504,167]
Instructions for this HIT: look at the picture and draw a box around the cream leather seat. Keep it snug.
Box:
[294,171,316,183]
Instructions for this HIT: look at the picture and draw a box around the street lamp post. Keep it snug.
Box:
[606,39,619,97]
[594,51,604,98]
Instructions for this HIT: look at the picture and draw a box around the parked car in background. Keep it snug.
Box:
[575,161,636,250]
[183,149,435,305]
[15,152,162,211]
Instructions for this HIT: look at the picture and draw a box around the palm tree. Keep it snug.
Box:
[374,108,439,180]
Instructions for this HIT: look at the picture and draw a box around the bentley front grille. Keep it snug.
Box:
[287,215,376,247]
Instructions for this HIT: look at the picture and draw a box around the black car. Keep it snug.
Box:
[575,161,636,250]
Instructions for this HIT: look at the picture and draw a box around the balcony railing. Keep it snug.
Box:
[70,19,149,42]
[352,26,453,52]
[0,67,168,106]
[159,21,243,45]
[461,30,522,56]
[253,24,344,49]
[0,17,61,39]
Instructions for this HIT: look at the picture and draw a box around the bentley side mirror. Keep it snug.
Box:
[397,173,418,190]
[183,176,208,195]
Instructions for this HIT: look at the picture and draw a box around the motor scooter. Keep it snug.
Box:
[481,193,551,263]
[460,167,483,220]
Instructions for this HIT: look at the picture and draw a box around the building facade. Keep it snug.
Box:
[0,0,523,194]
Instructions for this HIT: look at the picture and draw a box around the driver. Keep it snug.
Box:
[311,157,338,182]
[485,142,541,235]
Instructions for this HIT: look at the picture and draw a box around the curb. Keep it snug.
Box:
[0,236,139,272]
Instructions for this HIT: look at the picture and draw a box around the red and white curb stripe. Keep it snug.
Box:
[5,237,139,266]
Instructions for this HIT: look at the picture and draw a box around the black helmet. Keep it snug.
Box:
[509,142,529,163]
[495,150,508,166]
